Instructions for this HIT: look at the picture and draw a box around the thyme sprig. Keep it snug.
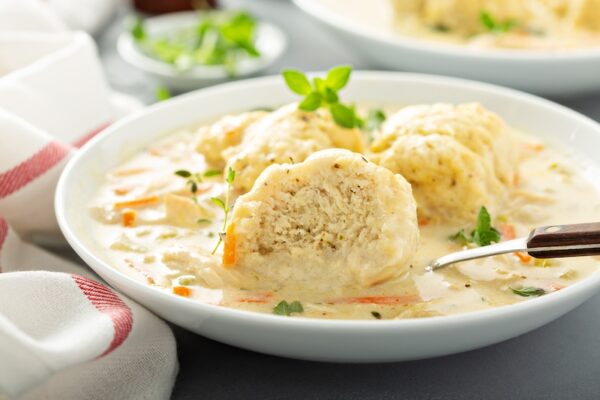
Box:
[211,167,236,254]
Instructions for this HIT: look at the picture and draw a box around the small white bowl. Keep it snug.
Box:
[293,0,600,96]
[56,72,600,362]
[117,11,286,91]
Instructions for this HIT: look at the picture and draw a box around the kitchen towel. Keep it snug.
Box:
[0,2,178,398]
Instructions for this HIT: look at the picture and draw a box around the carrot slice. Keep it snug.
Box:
[222,223,236,267]
[501,223,517,240]
[173,286,191,297]
[122,210,137,227]
[112,168,149,177]
[113,187,131,196]
[114,196,159,209]
[515,251,532,264]
[418,216,430,226]
[330,295,420,305]
[238,293,273,303]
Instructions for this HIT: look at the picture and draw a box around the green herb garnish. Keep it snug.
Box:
[132,11,260,76]
[197,218,212,225]
[174,169,201,195]
[364,108,386,132]
[273,300,304,316]
[511,287,546,297]
[155,86,171,102]
[449,206,501,247]
[282,65,363,129]
[203,169,222,177]
[448,229,470,246]
[480,11,518,33]
[472,206,501,246]
[211,167,236,254]
[130,16,146,41]
[371,311,382,319]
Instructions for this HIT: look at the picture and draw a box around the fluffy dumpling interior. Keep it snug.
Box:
[224,149,419,293]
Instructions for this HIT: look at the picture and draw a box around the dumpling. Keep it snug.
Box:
[223,149,419,292]
[195,111,268,168]
[374,103,516,186]
[224,103,364,193]
[370,134,504,225]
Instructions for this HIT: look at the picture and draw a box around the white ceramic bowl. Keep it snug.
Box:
[117,11,286,91]
[293,0,600,97]
[56,72,600,362]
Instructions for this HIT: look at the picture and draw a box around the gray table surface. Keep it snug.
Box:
[90,1,600,399]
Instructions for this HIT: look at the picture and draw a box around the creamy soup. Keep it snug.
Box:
[89,102,600,320]
[319,0,600,51]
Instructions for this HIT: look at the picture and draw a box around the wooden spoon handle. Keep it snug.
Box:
[527,222,600,258]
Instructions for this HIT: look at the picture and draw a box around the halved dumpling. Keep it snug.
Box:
[224,149,419,292]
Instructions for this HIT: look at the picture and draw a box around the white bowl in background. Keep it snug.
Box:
[56,72,600,362]
[293,0,600,97]
[117,11,286,91]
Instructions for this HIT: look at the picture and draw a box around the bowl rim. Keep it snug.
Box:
[292,0,600,62]
[117,10,287,80]
[56,71,600,331]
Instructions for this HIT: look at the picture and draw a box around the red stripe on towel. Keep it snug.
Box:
[0,141,70,199]
[72,121,111,148]
[0,218,7,272]
[72,274,133,357]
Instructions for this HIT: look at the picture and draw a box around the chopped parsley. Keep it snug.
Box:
[364,108,386,132]
[371,311,382,319]
[130,16,146,41]
[273,300,304,316]
[511,287,546,297]
[155,86,171,102]
[449,206,501,247]
[480,11,518,33]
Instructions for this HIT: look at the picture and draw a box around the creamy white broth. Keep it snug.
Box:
[317,0,600,51]
[89,104,600,320]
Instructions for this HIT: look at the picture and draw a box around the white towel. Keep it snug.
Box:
[0,2,179,399]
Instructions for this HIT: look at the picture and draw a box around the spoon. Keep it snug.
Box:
[427,222,600,271]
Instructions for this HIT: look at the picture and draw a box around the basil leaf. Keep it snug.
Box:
[330,103,357,128]
[322,87,339,103]
[282,70,312,95]
[174,170,192,178]
[325,65,352,91]
[298,91,322,111]
[313,77,326,93]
